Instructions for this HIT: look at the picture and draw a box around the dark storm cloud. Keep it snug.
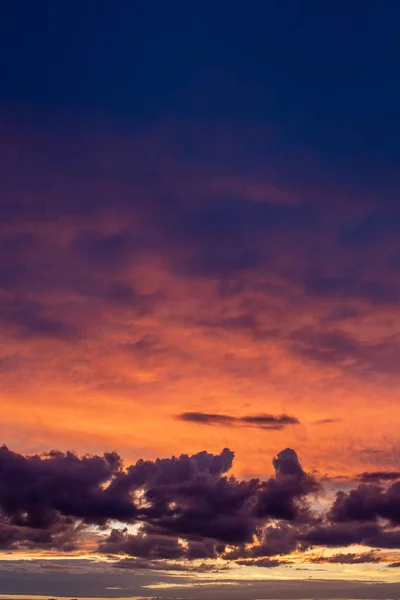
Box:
[177,412,300,430]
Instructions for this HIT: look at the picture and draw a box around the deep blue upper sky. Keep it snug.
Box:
[1,0,399,198]
[2,1,399,133]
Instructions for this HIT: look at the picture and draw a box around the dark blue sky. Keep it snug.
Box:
[2,0,400,200]
[2,1,399,129]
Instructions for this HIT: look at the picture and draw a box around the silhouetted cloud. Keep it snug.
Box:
[177,412,300,430]
[0,444,134,534]
[0,444,318,552]
[114,557,228,572]
[0,517,81,552]
[223,523,299,561]
[99,529,186,560]
[298,523,382,548]
[5,440,400,565]
[358,471,400,483]
[309,551,381,564]
[329,481,400,524]
[235,557,285,568]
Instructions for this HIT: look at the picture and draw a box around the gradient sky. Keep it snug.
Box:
[2,1,400,598]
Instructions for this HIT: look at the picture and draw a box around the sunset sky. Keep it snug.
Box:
[2,1,400,598]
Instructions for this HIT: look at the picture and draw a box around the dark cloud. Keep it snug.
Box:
[358,471,400,483]
[309,551,381,564]
[314,418,342,425]
[99,529,186,560]
[249,449,319,524]
[178,412,237,426]
[0,516,81,552]
[329,481,400,524]
[5,441,400,567]
[298,523,382,548]
[0,444,318,552]
[109,447,235,496]
[235,557,285,568]
[299,521,400,551]
[113,557,228,573]
[177,412,300,430]
[0,445,133,532]
[223,523,299,561]
[140,448,317,544]
[8,439,400,565]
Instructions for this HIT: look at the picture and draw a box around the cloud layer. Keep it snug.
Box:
[2,442,400,575]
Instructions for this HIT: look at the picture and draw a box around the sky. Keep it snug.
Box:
[1,1,400,598]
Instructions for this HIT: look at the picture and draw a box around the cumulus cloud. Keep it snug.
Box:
[4,441,400,566]
[0,444,318,554]
[329,481,400,524]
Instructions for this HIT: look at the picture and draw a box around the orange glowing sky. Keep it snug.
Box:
[2,123,400,481]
